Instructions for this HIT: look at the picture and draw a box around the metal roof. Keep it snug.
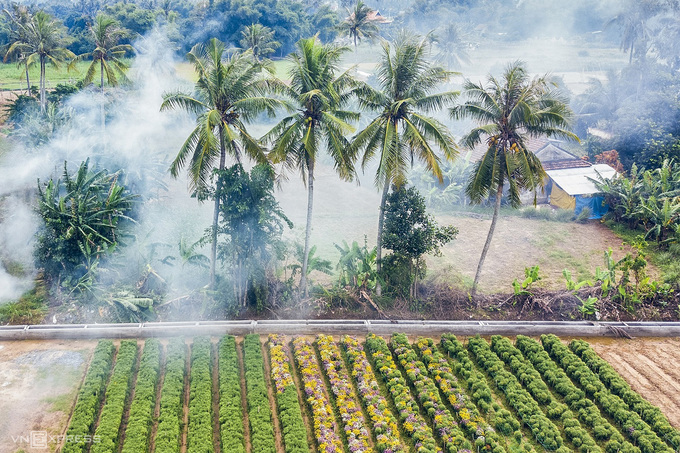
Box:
[546,164,617,196]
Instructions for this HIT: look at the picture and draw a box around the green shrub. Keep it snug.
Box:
[154,338,186,453]
[243,334,275,453]
[187,337,213,453]
[218,336,245,453]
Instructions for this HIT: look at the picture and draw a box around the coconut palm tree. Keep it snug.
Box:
[4,10,74,113]
[450,61,577,299]
[433,23,471,70]
[338,1,381,51]
[351,34,458,296]
[264,37,359,296]
[239,24,280,62]
[606,0,664,64]
[69,15,132,92]
[161,38,285,287]
[3,5,34,93]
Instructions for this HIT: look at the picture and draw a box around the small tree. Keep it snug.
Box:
[382,185,458,300]
[211,163,292,311]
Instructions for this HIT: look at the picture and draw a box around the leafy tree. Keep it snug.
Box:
[36,159,136,286]
[161,38,284,288]
[352,34,457,296]
[450,61,576,298]
[382,185,457,300]
[338,1,381,50]
[239,23,280,62]
[69,15,132,92]
[103,2,155,37]
[4,10,75,113]
[334,237,377,290]
[212,164,292,310]
[312,5,341,43]
[264,36,359,296]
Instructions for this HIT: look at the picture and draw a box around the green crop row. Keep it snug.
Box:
[62,340,116,453]
[187,337,214,453]
[541,334,673,453]
[91,340,139,453]
[390,333,471,452]
[440,334,523,439]
[490,335,602,453]
[121,339,161,453]
[268,334,310,453]
[413,337,507,453]
[218,336,246,453]
[364,333,438,453]
[244,334,276,453]
[515,335,640,453]
[569,339,680,450]
[467,336,567,452]
[154,338,186,453]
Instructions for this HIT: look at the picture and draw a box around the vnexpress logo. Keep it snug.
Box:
[31,431,48,449]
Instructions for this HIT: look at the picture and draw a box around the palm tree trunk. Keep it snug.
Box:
[101,59,104,93]
[39,56,46,114]
[25,65,30,93]
[471,182,504,302]
[100,60,105,130]
[375,181,390,297]
[300,158,314,297]
[210,126,227,289]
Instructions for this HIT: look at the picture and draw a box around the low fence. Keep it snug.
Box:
[0,319,679,340]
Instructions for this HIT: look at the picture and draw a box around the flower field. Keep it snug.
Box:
[51,334,680,453]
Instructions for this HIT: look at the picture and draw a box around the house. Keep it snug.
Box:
[470,137,617,217]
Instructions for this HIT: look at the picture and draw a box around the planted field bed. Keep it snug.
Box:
[50,335,680,453]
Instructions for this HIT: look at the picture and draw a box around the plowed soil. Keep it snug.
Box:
[589,337,680,429]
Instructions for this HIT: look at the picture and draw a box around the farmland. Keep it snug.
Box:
[1,334,679,453]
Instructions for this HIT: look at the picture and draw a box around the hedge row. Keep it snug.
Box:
[154,337,186,453]
[541,334,673,453]
[570,339,680,450]
[62,340,116,453]
[268,334,310,453]
[440,334,523,439]
[316,334,373,453]
[292,336,344,452]
[121,339,161,453]
[364,333,438,453]
[187,337,214,453]
[91,340,138,453]
[489,335,602,453]
[218,336,245,453]
[467,336,567,452]
[515,335,640,453]
[244,334,276,453]
[340,335,405,453]
[413,337,507,453]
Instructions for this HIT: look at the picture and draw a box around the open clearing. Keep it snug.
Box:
[1,334,678,453]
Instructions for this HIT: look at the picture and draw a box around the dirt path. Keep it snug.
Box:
[285,337,318,453]
[589,337,680,429]
[148,343,167,453]
[211,341,221,453]
[236,338,252,453]
[0,340,98,453]
[180,341,191,453]
[116,344,143,453]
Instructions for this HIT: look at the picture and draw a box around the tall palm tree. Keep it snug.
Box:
[70,15,132,92]
[450,61,577,299]
[606,0,663,64]
[239,24,280,62]
[3,5,34,93]
[161,38,285,287]
[338,1,381,51]
[5,10,74,113]
[352,34,458,296]
[433,24,471,70]
[264,37,359,296]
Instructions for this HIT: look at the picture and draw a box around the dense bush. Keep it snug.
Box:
[218,336,246,453]
[542,334,673,453]
[154,338,186,453]
[467,336,567,452]
[364,333,438,452]
[91,340,138,453]
[243,334,276,453]
[121,339,161,453]
[268,334,309,453]
[62,340,116,453]
[187,337,213,453]
[570,339,680,450]
[515,335,639,453]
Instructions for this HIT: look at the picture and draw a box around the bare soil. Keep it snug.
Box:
[589,337,680,429]
[0,340,97,453]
